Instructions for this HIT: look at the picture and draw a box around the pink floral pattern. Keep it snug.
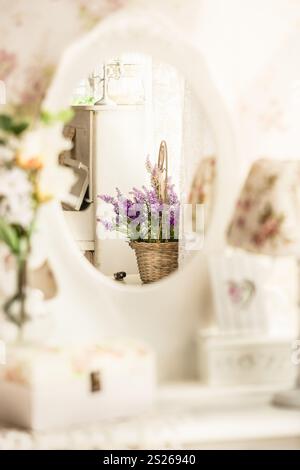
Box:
[0,1,130,118]
[227,159,300,255]
[18,64,56,117]
[0,49,17,80]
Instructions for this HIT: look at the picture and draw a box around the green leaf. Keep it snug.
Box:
[0,114,13,131]
[0,114,28,136]
[56,108,74,123]
[18,237,29,259]
[0,218,20,254]
[40,108,74,126]
[40,110,53,125]
[27,218,36,239]
[11,121,29,136]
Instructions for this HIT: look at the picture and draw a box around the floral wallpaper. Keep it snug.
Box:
[1,0,300,185]
[0,0,132,118]
[237,26,300,177]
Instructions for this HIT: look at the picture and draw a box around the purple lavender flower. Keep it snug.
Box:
[142,186,160,206]
[97,218,114,231]
[169,204,180,227]
[97,157,180,242]
[98,193,120,215]
[167,183,179,205]
[115,187,122,199]
[129,187,147,204]
[98,194,116,205]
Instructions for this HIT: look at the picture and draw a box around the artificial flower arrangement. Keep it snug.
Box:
[0,110,74,335]
[98,142,180,284]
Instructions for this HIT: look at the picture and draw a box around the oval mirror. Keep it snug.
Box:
[60,53,217,287]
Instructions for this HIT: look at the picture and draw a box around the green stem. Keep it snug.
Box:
[17,257,27,338]
[2,252,29,337]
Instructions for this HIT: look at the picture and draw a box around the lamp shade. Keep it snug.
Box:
[227,159,300,256]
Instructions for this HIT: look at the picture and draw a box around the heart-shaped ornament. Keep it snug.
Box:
[227,279,256,310]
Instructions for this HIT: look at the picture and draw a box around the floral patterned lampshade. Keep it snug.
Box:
[227,159,300,256]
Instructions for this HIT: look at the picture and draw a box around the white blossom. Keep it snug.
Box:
[0,166,33,228]
[18,123,75,200]
[0,167,31,198]
[19,123,72,169]
[0,194,34,228]
[0,144,14,163]
[38,163,75,200]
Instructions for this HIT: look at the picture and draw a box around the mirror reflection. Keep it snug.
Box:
[61,53,217,285]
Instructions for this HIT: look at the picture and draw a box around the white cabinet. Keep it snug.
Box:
[63,105,148,275]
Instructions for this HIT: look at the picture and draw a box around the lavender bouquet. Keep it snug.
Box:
[98,157,180,243]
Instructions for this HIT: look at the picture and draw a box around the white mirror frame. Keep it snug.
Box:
[42,8,238,379]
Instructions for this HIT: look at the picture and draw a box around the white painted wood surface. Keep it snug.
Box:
[1,384,300,450]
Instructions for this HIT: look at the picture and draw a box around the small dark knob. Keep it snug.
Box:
[114,271,127,281]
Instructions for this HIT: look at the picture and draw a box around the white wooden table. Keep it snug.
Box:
[1,383,300,450]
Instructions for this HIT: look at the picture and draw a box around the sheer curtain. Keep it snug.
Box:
[151,61,185,193]
[150,60,216,265]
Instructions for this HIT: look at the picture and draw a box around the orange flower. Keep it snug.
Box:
[16,152,44,170]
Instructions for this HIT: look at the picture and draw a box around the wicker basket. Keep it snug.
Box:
[130,241,179,284]
[129,141,179,284]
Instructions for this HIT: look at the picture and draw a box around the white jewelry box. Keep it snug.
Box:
[197,329,298,387]
[0,340,156,431]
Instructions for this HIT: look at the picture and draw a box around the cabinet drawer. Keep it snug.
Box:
[63,204,94,243]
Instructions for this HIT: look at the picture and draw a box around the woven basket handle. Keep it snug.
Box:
[157,140,168,202]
